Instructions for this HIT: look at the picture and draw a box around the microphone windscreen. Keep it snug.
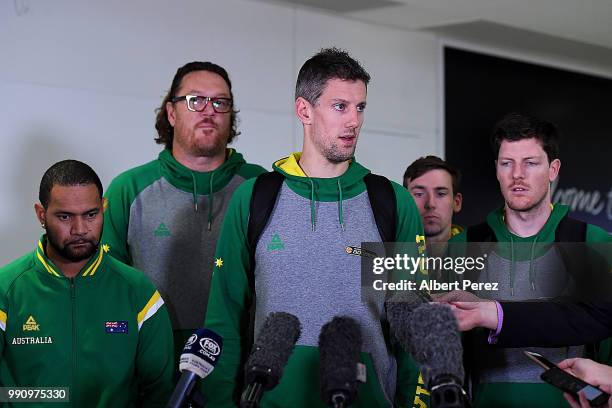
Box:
[179,328,223,379]
[385,290,431,347]
[319,316,362,405]
[406,303,464,387]
[245,312,301,389]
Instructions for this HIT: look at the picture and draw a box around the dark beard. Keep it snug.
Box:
[46,229,98,262]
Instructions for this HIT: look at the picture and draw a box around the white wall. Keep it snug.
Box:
[0,0,440,264]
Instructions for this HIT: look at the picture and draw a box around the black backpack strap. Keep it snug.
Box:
[364,173,397,242]
[246,171,284,291]
[553,215,597,356]
[466,221,496,242]
[554,215,587,242]
[242,171,284,386]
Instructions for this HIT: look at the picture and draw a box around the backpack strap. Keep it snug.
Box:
[466,221,496,242]
[246,171,284,291]
[554,215,587,242]
[364,173,397,242]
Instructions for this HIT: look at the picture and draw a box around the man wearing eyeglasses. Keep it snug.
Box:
[102,61,266,365]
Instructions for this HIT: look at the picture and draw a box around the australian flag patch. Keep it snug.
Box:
[105,321,128,334]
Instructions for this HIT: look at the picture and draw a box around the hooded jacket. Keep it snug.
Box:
[451,204,611,408]
[102,148,265,352]
[0,237,174,407]
[201,153,429,408]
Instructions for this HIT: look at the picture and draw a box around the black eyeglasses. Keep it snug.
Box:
[171,95,233,113]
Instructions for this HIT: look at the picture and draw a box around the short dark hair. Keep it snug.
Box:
[490,112,560,163]
[403,155,462,195]
[39,160,103,208]
[295,47,371,105]
[155,61,240,149]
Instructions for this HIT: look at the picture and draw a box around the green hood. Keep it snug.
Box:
[272,152,371,230]
[486,203,570,243]
[159,148,245,195]
[486,203,570,295]
[159,148,246,229]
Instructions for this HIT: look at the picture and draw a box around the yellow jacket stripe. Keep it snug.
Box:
[0,309,6,331]
[82,248,104,276]
[36,250,61,277]
[137,291,164,331]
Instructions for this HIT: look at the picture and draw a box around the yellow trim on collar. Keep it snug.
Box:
[276,153,307,177]
[36,241,61,277]
[36,239,105,278]
[82,247,105,276]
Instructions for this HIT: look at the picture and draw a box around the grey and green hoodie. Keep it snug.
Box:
[102,148,265,350]
[451,204,612,408]
[201,153,430,408]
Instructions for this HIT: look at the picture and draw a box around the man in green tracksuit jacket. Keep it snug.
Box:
[0,160,173,407]
[202,48,429,407]
[439,113,611,408]
[102,62,266,356]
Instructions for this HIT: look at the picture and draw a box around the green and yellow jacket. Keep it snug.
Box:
[0,237,174,407]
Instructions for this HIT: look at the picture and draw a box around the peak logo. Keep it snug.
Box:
[23,315,39,331]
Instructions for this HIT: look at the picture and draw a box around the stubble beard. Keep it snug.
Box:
[424,224,444,238]
[319,139,356,163]
[46,228,98,262]
[506,188,549,214]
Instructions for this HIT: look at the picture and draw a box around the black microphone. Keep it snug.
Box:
[167,328,223,408]
[318,316,362,408]
[385,289,432,350]
[240,312,301,408]
[406,303,469,408]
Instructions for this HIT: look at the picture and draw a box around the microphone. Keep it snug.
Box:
[167,328,223,408]
[240,312,301,408]
[406,303,469,408]
[318,316,362,408]
[385,289,432,350]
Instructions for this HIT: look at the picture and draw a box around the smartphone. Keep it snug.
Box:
[523,351,610,407]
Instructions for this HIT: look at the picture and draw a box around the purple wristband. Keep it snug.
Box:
[487,301,504,345]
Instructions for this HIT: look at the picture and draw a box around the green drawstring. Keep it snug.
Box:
[207,172,215,231]
[509,235,539,296]
[309,178,316,231]
[190,172,198,212]
[337,179,344,231]
[528,236,538,291]
[190,170,214,231]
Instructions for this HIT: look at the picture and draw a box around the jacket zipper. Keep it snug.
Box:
[70,278,76,406]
